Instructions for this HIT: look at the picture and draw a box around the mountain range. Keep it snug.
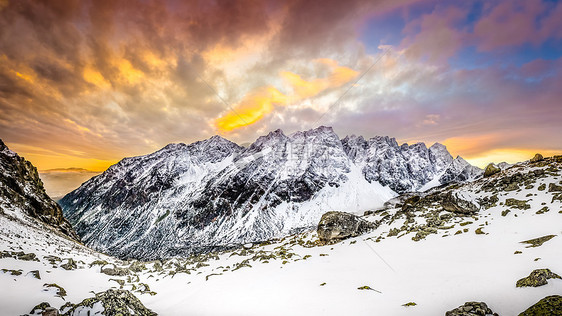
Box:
[59,126,481,260]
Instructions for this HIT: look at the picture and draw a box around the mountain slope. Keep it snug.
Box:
[0,139,79,241]
[60,127,481,260]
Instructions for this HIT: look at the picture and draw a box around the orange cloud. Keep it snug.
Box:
[214,86,288,132]
[83,66,111,89]
[215,59,358,132]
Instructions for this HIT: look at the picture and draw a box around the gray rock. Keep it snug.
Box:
[317,211,376,244]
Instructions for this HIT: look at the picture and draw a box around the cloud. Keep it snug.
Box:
[474,0,562,51]
[214,59,358,132]
[0,0,560,172]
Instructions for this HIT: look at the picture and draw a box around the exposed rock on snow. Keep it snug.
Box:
[519,295,562,316]
[516,268,562,287]
[0,139,79,241]
[520,235,556,248]
[317,211,376,244]
[60,127,480,260]
[445,302,498,316]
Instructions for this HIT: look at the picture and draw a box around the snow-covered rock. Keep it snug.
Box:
[60,126,480,260]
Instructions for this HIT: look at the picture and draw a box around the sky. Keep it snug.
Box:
[1,0,561,180]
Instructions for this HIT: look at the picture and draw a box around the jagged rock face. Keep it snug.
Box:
[342,135,475,192]
[0,139,79,241]
[61,127,480,260]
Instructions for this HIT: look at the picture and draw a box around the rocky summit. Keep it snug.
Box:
[59,127,481,260]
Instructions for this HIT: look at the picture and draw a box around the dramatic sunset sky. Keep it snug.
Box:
[1,0,561,184]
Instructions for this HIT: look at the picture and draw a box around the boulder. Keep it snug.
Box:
[483,163,501,177]
[440,192,480,215]
[445,302,498,316]
[317,211,376,244]
[530,153,544,163]
[516,268,561,287]
[519,295,562,316]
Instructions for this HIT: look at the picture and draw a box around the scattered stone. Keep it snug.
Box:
[538,183,546,191]
[317,211,377,244]
[43,307,58,316]
[357,285,381,293]
[514,251,522,254]
[89,260,109,267]
[475,227,485,235]
[455,230,462,235]
[516,268,562,287]
[29,302,51,315]
[61,258,77,270]
[519,295,562,316]
[320,282,326,286]
[520,235,556,248]
[402,302,417,307]
[505,198,530,210]
[484,164,501,177]
[501,209,510,217]
[43,283,67,298]
[101,264,130,276]
[205,273,222,281]
[549,183,562,192]
[446,301,498,316]
[536,206,550,214]
[129,261,147,273]
[28,270,41,279]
